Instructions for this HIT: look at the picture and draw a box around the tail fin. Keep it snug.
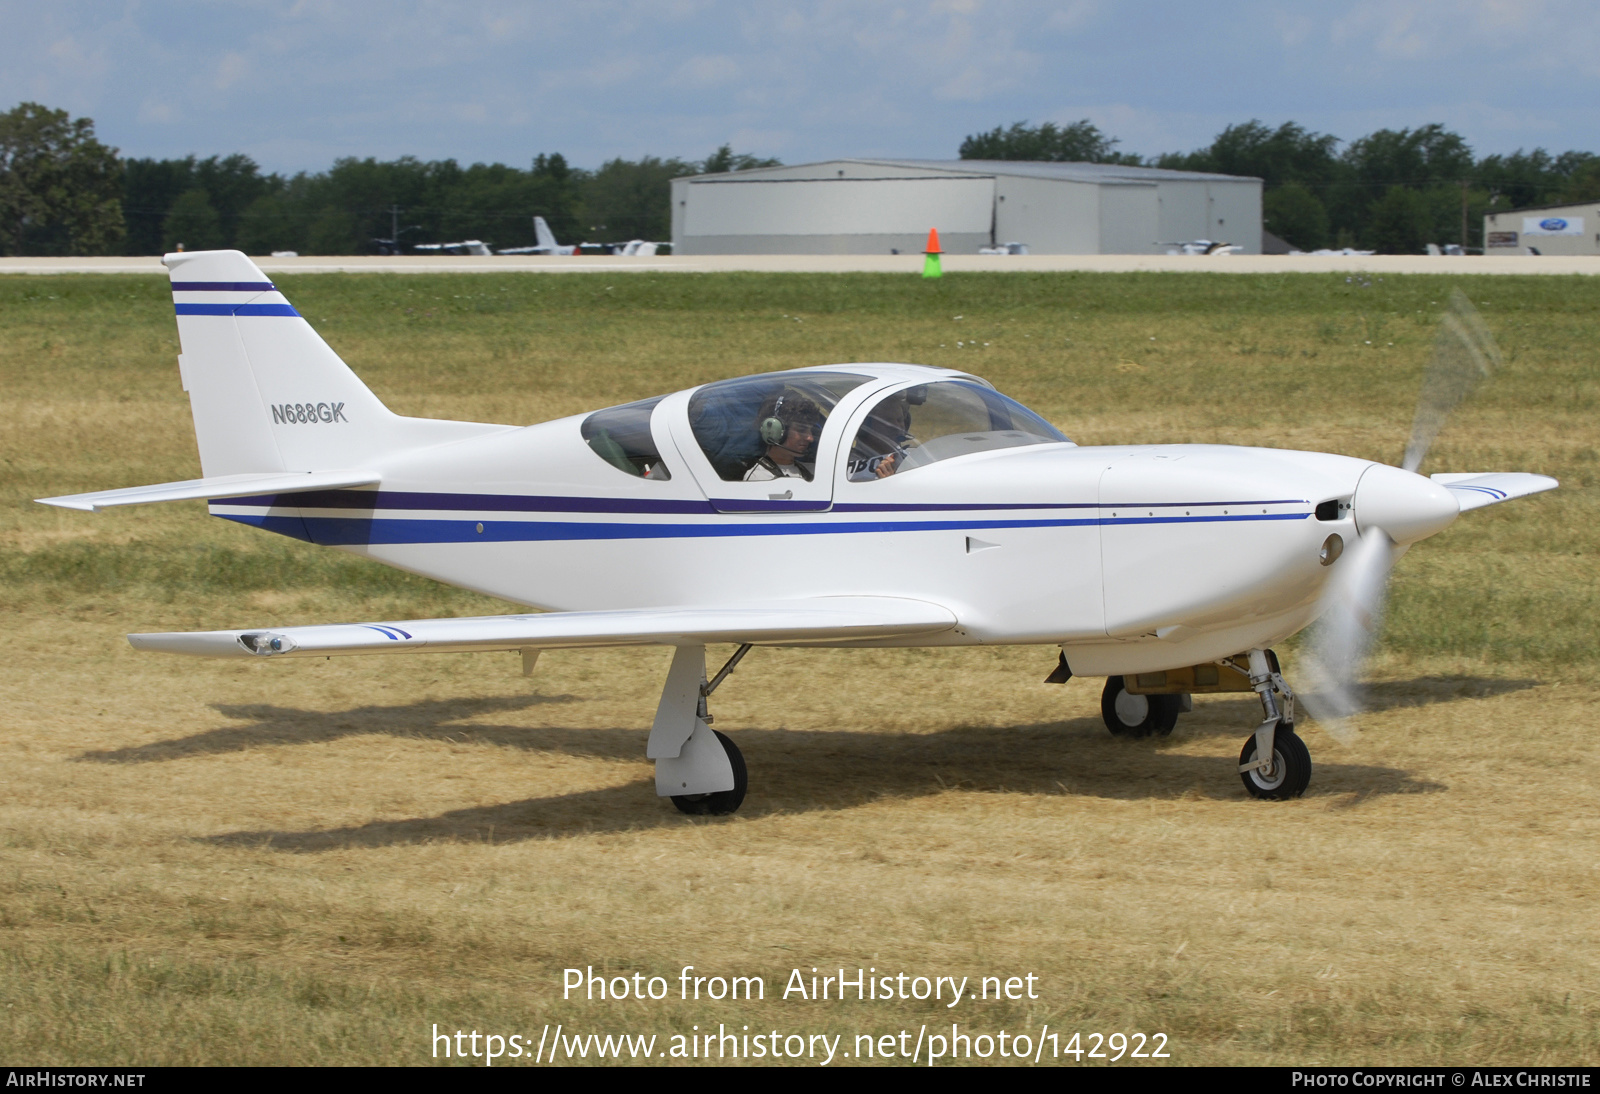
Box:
[534,217,558,252]
[165,250,504,476]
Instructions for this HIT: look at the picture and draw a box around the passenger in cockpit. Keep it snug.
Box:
[744,392,823,482]
[847,388,915,480]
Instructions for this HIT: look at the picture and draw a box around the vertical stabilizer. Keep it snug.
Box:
[165,250,504,476]
[534,217,559,252]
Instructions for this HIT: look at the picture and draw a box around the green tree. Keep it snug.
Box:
[1367,185,1432,254]
[1557,158,1600,204]
[123,157,198,254]
[582,155,698,242]
[1342,124,1473,190]
[699,144,781,174]
[525,153,584,243]
[122,155,275,254]
[0,102,124,255]
[959,120,1138,164]
[234,193,296,255]
[162,188,225,252]
[1158,120,1341,188]
[1263,181,1330,250]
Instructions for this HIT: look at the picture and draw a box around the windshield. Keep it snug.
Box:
[847,381,1068,481]
[581,396,672,479]
[688,371,873,481]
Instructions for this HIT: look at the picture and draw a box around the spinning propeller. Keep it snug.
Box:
[1297,290,1500,740]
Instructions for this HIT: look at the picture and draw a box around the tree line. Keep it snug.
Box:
[963,119,1600,252]
[6,100,1600,256]
[0,102,776,256]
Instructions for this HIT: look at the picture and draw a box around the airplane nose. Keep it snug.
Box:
[1352,462,1459,545]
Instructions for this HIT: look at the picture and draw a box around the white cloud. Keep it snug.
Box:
[214,51,251,91]
[137,98,178,125]
[673,54,741,88]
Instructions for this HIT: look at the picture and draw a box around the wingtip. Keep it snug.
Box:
[35,496,98,512]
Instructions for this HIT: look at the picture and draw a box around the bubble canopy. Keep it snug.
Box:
[578,368,1070,487]
[846,381,1070,481]
[686,371,875,482]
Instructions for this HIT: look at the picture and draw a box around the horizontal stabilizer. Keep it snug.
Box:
[128,596,958,658]
[37,470,381,512]
[1430,472,1559,513]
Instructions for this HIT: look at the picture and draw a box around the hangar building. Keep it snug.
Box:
[1483,201,1600,256]
[669,159,1263,256]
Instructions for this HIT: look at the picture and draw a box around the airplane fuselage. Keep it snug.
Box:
[207,365,1394,677]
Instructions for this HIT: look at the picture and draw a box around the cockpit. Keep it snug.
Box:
[579,366,1070,490]
[688,371,874,481]
[843,380,1067,481]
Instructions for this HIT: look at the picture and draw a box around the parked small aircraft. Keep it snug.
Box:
[608,240,664,256]
[1160,240,1243,256]
[497,216,579,256]
[39,251,1556,812]
[412,240,493,256]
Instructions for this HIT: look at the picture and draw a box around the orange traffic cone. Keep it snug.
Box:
[922,228,943,279]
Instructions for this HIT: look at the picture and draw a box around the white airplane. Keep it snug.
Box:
[39,251,1557,813]
[1160,240,1243,256]
[411,240,493,256]
[497,216,579,256]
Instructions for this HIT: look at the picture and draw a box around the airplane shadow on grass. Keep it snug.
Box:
[77,694,581,764]
[155,676,1534,851]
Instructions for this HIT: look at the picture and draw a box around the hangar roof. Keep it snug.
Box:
[690,158,1260,185]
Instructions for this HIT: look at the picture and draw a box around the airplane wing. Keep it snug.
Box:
[1431,472,1559,512]
[127,596,958,658]
[37,470,381,512]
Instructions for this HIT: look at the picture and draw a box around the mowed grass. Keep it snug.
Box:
[0,271,1596,1066]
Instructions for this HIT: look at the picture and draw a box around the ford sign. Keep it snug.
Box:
[1523,215,1584,235]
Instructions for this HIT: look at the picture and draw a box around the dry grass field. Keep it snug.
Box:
[0,270,1595,1066]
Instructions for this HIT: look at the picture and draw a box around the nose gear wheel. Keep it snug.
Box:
[1238,727,1311,799]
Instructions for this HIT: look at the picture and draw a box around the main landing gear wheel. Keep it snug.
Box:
[1100,676,1180,738]
[670,731,748,816]
[1238,727,1312,800]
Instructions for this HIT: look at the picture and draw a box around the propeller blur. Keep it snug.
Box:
[38,252,1559,808]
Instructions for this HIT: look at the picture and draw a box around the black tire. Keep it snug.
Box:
[1238,726,1312,800]
[671,731,748,816]
[1100,676,1180,738]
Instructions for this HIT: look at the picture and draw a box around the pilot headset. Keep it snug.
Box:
[759,394,789,446]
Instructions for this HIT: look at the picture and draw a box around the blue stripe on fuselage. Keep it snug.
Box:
[218,488,1309,517]
[214,510,1309,546]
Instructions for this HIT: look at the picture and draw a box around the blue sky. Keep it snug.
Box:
[5,1,1599,173]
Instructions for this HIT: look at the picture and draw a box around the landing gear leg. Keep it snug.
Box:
[648,644,752,816]
[1237,648,1311,799]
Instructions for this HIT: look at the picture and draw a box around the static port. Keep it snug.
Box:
[1320,534,1344,566]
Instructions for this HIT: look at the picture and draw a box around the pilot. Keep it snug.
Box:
[847,388,916,481]
[745,392,823,482]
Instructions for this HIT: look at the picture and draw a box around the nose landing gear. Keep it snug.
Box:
[1236,648,1311,800]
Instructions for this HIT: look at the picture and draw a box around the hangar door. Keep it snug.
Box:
[685,177,995,237]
